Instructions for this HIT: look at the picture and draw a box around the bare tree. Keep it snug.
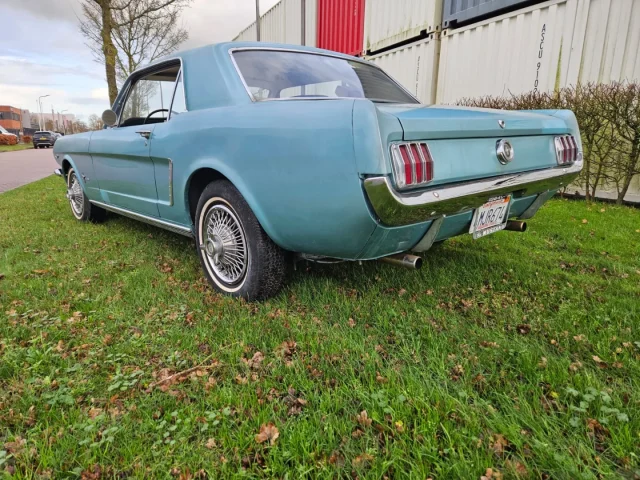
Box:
[87,114,105,131]
[79,0,191,105]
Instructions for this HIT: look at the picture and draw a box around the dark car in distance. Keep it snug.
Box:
[33,131,56,149]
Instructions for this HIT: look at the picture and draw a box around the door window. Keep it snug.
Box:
[119,65,180,127]
[169,72,187,117]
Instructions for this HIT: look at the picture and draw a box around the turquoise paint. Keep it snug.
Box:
[53,42,578,261]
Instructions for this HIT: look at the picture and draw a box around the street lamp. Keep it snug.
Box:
[61,110,69,135]
[37,94,50,130]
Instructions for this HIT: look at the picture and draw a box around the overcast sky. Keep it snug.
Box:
[0,0,279,121]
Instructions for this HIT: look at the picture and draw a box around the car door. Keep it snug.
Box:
[90,64,180,217]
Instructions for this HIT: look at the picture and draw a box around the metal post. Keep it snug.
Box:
[52,106,55,131]
[255,0,261,41]
[301,0,306,45]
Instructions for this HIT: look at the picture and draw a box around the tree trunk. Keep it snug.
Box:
[100,1,119,105]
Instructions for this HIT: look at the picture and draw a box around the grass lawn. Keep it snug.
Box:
[0,144,33,153]
[1,176,639,479]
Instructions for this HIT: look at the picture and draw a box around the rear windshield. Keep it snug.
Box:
[35,131,51,135]
[232,50,419,104]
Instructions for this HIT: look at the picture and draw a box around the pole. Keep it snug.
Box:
[255,0,260,41]
[36,100,41,130]
[301,0,306,45]
[52,106,55,131]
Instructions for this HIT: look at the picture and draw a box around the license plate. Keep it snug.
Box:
[469,195,512,239]
[40,137,46,140]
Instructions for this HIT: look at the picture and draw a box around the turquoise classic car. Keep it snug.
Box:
[53,42,583,300]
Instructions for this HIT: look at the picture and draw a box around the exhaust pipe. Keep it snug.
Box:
[504,220,527,232]
[380,253,423,270]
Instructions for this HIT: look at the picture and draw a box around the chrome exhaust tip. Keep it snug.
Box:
[379,253,423,270]
[504,220,527,232]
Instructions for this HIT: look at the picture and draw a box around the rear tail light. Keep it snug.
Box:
[554,135,579,165]
[390,142,434,190]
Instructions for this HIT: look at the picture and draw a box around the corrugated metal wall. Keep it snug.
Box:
[317,0,365,55]
[437,0,640,103]
[367,36,441,104]
[234,0,317,46]
[364,0,442,54]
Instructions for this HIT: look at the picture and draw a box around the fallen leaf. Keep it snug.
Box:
[394,420,405,433]
[506,459,528,476]
[205,438,216,449]
[490,434,510,456]
[516,324,531,335]
[348,318,356,328]
[88,407,103,419]
[255,422,279,445]
[569,361,583,372]
[352,453,374,468]
[356,410,372,427]
[582,219,588,224]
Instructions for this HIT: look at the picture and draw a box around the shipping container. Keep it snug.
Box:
[442,0,545,29]
[317,0,365,56]
[437,0,640,103]
[366,35,441,104]
[234,0,317,46]
[364,0,442,54]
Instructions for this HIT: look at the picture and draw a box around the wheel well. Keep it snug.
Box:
[61,159,72,175]
[187,168,228,223]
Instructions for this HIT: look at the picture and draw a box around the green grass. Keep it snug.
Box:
[0,144,33,153]
[1,176,639,479]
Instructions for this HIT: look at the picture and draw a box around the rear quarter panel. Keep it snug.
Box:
[154,99,379,258]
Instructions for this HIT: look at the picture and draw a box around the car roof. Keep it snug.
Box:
[138,41,365,74]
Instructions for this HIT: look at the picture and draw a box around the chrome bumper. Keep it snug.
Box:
[363,161,582,227]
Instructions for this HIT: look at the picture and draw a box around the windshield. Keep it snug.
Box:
[0,125,9,134]
[232,50,419,104]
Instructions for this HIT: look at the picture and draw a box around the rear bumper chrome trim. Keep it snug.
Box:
[90,200,194,237]
[364,161,582,227]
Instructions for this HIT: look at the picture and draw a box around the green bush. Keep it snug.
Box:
[457,83,640,204]
[0,134,18,146]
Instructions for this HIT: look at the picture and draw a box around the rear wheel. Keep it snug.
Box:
[66,168,106,222]
[195,180,286,301]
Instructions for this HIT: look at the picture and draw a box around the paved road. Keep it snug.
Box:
[0,148,59,193]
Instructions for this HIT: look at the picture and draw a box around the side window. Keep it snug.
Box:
[119,64,180,127]
[169,72,187,117]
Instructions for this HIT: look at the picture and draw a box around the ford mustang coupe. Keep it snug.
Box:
[53,42,583,300]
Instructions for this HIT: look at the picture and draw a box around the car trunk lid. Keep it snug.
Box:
[376,105,569,140]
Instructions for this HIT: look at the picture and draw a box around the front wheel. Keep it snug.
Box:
[66,168,106,222]
[195,180,286,301]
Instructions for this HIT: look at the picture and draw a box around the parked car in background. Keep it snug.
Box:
[33,131,56,148]
[52,42,583,300]
[0,125,18,140]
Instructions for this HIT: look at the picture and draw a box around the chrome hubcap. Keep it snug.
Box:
[68,173,84,216]
[203,204,247,285]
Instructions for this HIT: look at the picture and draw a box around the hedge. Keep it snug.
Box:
[457,83,640,204]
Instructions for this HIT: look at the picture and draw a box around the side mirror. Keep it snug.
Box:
[102,109,118,127]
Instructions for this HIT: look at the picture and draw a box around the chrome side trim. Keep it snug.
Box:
[227,46,420,104]
[364,160,583,227]
[168,159,174,206]
[90,200,193,237]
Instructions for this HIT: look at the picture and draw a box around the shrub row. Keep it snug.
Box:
[0,134,18,146]
[457,83,640,204]
[22,135,33,144]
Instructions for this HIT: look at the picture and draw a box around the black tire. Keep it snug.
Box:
[66,168,106,223]
[195,180,286,301]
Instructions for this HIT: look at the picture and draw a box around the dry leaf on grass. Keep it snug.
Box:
[356,410,372,427]
[352,453,374,467]
[255,422,280,445]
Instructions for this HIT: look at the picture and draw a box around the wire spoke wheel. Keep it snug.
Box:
[68,172,84,217]
[202,204,248,285]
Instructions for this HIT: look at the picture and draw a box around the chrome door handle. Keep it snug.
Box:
[135,130,151,139]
